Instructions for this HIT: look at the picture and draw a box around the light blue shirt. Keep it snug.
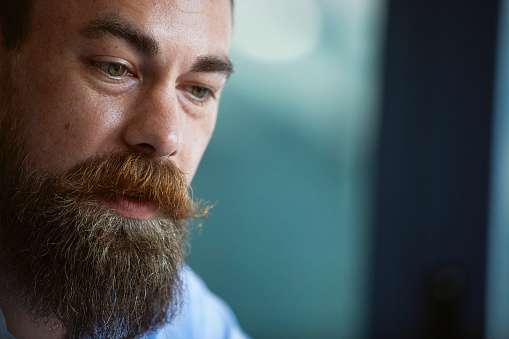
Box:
[0,267,249,339]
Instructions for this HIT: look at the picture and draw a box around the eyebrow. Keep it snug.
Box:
[191,55,234,79]
[80,14,234,78]
[80,14,160,56]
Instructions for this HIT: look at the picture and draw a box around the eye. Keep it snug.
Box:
[88,60,132,80]
[182,85,217,106]
[107,63,127,77]
[190,86,210,99]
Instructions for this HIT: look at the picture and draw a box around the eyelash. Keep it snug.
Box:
[88,60,133,80]
[88,59,216,105]
[183,85,216,105]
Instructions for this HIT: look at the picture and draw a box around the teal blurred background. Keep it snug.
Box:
[188,1,386,338]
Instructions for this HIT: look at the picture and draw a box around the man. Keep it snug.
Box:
[0,0,247,338]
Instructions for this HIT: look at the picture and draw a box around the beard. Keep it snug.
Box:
[0,67,207,338]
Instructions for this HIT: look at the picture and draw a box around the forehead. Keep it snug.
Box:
[28,0,232,55]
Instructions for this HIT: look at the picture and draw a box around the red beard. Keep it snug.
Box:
[0,68,208,338]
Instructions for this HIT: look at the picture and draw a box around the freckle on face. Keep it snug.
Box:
[8,0,232,180]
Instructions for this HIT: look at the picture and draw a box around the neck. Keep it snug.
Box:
[0,301,66,339]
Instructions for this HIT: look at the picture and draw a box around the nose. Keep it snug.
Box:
[122,86,182,158]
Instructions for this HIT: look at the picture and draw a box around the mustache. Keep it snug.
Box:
[51,152,206,220]
[0,150,195,336]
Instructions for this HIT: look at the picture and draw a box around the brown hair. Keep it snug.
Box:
[0,1,33,48]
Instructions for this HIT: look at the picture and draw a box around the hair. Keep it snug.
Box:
[0,1,33,49]
[0,0,233,49]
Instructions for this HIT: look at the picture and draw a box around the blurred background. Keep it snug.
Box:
[188,0,509,338]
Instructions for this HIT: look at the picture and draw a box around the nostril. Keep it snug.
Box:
[136,143,156,154]
[122,119,182,158]
[169,148,178,157]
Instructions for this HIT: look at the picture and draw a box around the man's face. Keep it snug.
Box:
[7,0,232,188]
[0,0,232,337]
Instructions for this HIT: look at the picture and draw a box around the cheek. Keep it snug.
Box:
[9,38,128,173]
[14,79,125,173]
[178,114,217,183]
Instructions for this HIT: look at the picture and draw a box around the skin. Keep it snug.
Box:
[0,0,232,337]
[2,0,232,181]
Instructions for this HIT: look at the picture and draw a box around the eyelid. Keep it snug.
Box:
[183,84,216,105]
[87,58,136,80]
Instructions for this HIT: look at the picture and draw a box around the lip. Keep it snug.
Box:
[105,195,159,220]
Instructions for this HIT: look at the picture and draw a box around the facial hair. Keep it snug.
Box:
[0,67,208,338]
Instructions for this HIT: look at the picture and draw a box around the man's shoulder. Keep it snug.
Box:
[152,266,250,339]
